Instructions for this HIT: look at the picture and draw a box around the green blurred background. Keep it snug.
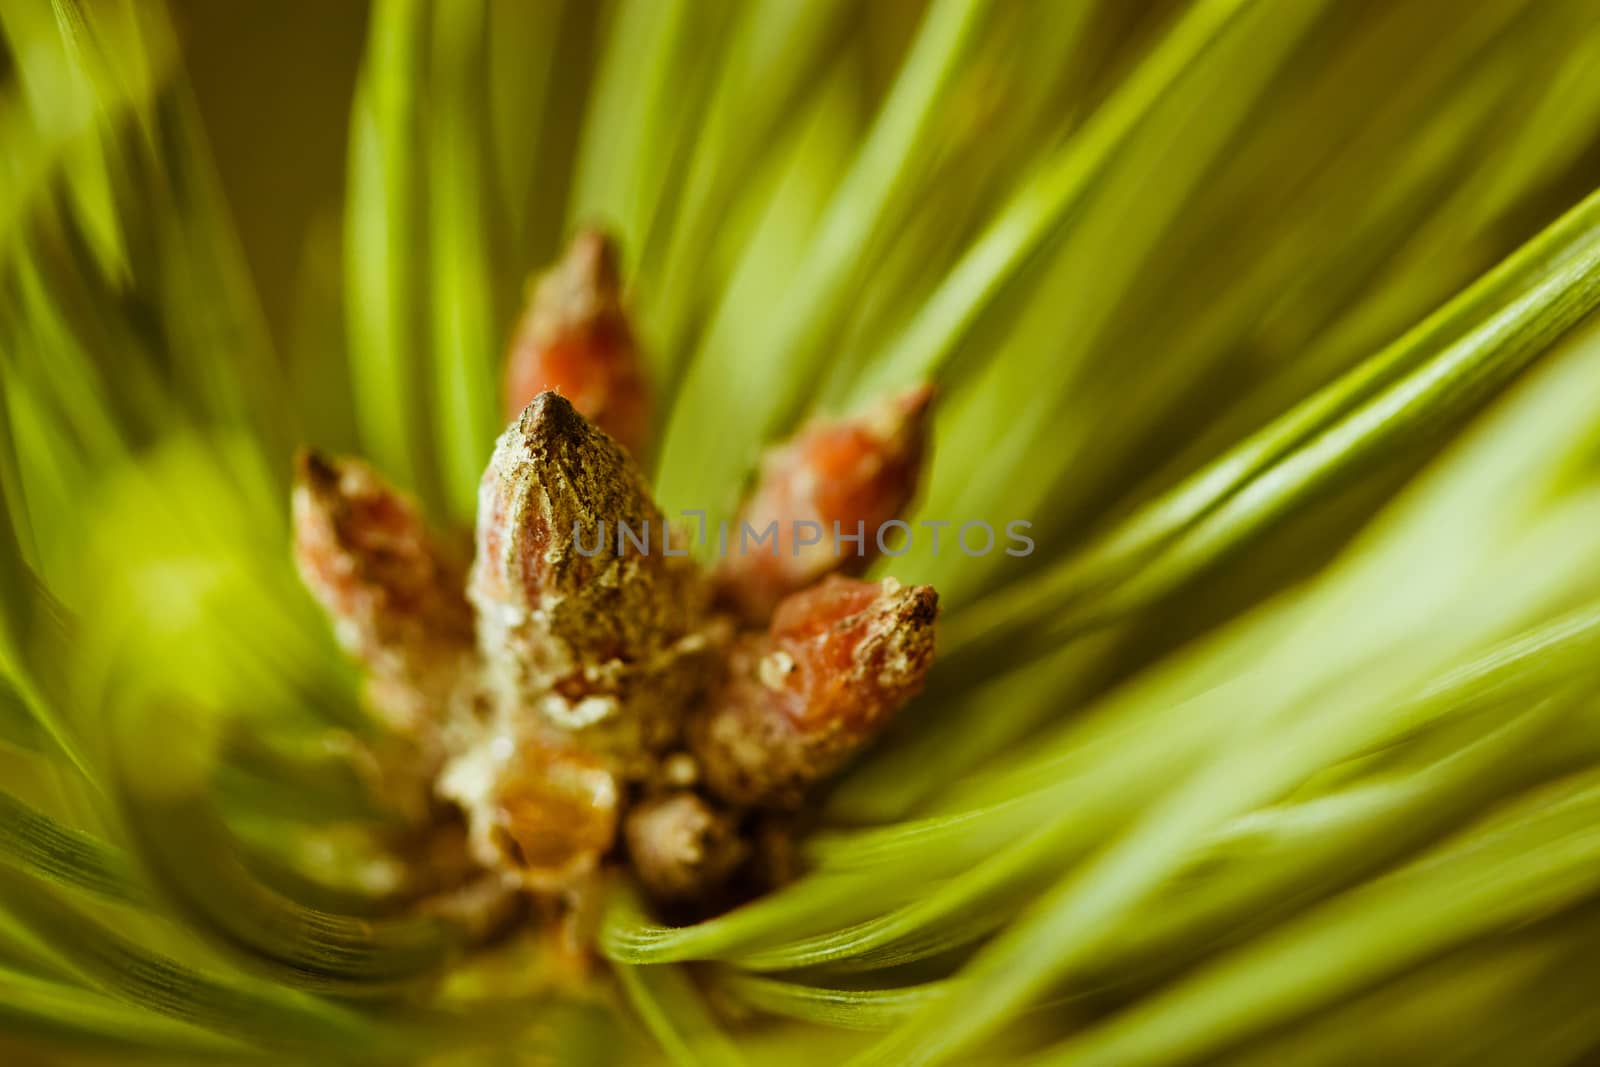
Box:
[172,0,368,354]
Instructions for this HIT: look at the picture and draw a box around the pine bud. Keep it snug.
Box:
[718,385,934,619]
[468,392,709,768]
[623,791,748,901]
[691,575,938,809]
[291,449,474,734]
[503,229,651,456]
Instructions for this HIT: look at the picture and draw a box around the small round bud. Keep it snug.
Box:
[624,791,748,901]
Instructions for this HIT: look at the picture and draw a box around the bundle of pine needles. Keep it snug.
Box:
[6,0,1600,1063]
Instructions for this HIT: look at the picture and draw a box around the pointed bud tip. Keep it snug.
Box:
[873,580,939,688]
[292,448,358,511]
[887,382,936,423]
[565,227,622,292]
[513,388,587,439]
[292,449,402,514]
[870,383,936,459]
[293,445,335,485]
[492,389,631,477]
[887,579,939,630]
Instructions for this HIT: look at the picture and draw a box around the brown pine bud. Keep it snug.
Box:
[718,385,934,620]
[691,575,938,809]
[624,791,748,902]
[503,229,651,456]
[468,392,709,768]
[291,449,474,734]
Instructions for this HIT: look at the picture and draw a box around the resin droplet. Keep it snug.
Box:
[474,742,621,892]
[691,575,938,809]
[503,229,651,456]
[718,385,934,619]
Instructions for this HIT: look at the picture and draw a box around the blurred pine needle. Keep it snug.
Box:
[6,0,1600,1063]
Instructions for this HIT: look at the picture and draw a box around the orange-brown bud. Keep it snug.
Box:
[624,791,748,901]
[718,385,934,620]
[691,575,938,809]
[291,449,474,734]
[503,229,651,456]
